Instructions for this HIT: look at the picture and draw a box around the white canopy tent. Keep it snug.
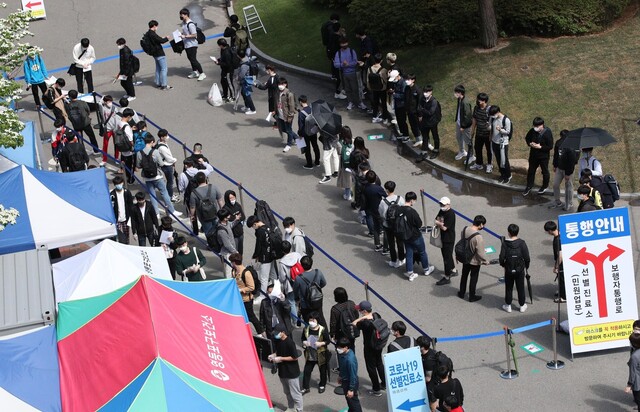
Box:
[52,239,172,303]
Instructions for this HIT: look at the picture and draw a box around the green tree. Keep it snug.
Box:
[0,4,42,149]
[479,0,498,48]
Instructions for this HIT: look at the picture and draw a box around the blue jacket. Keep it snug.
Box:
[338,349,359,391]
[23,54,48,85]
[333,47,358,75]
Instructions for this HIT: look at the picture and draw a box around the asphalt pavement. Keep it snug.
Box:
[10,1,640,410]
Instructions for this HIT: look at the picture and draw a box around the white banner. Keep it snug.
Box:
[559,207,638,355]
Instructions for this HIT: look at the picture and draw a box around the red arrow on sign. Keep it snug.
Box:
[570,244,624,318]
[25,1,42,8]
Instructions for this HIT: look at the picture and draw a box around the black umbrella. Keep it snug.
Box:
[559,127,617,151]
[311,100,342,137]
[526,270,533,304]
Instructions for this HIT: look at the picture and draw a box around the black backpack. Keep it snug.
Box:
[243,59,259,76]
[434,350,454,383]
[370,313,390,351]
[339,305,360,341]
[242,265,261,298]
[205,226,225,253]
[604,174,620,203]
[455,227,480,264]
[301,270,323,310]
[503,115,514,140]
[434,100,442,123]
[67,103,85,130]
[114,124,132,152]
[501,241,525,275]
[393,207,413,241]
[591,176,615,209]
[266,227,285,260]
[181,173,199,205]
[193,185,219,222]
[42,87,56,110]
[367,66,384,90]
[293,234,315,258]
[383,198,400,226]
[254,200,281,235]
[68,149,86,172]
[140,32,158,56]
[130,54,140,74]
[140,149,159,178]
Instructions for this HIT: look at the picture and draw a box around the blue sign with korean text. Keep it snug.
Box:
[559,207,630,244]
[383,346,428,412]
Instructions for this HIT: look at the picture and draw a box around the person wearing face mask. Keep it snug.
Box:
[260,281,292,341]
[550,129,576,211]
[389,70,410,141]
[333,37,367,112]
[576,184,600,212]
[214,38,234,101]
[99,95,118,166]
[276,77,297,153]
[50,118,75,164]
[469,93,491,172]
[115,38,136,101]
[256,65,280,116]
[337,337,363,412]
[268,323,303,412]
[488,105,512,184]
[223,190,246,255]
[434,197,457,286]
[416,85,442,161]
[180,8,205,82]
[230,253,264,335]
[453,85,473,162]
[215,208,238,279]
[578,147,603,177]
[130,191,159,247]
[300,312,330,395]
[379,181,405,268]
[457,215,489,302]
[110,175,134,244]
[351,301,386,397]
[71,38,96,93]
[59,133,89,173]
[405,74,423,147]
[523,116,554,196]
[282,216,307,256]
[174,236,207,281]
[401,192,435,282]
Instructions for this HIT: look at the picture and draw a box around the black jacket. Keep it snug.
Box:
[59,141,89,172]
[130,201,159,236]
[256,74,280,113]
[252,225,273,263]
[435,208,456,244]
[525,127,554,159]
[404,206,423,242]
[499,238,531,273]
[218,46,234,72]
[110,188,134,223]
[147,29,168,57]
[418,96,440,127]
[119,46,134,76]
[552,136,576,174]
[224,190,246,238]
[407,85,420,114]
[260,297,292,339]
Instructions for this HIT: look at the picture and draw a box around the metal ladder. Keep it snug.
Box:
[242,5,267,38]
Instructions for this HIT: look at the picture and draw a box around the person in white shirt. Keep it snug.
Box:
[99,95,118,166]
[109,176,134,244]
[156,129,179,202]
[489,105,512,184]
[578,147,603,177]
[72,38,96,93]
[180,8,206,81]
[118,108,136,184]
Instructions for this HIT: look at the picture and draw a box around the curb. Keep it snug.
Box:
[228,3,640,201]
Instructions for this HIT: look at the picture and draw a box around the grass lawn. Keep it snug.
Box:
[236,0,640,192]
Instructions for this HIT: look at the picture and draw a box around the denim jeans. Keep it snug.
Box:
[404,235,430,273]
[278,119,296,146]
[154,56,167,87]
[145,177,174,214]
[161,165,174,197]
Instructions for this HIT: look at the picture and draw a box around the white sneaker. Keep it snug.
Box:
[407,272,418,282]
[469,163,483,171]
[486,164,493,173]
[387,260,397,267]
[187,71,198,79]
[245,110,256,115]
[502,304,512,313]
[334,92,347,100]
[127,96,136,101]
[454,151,466,160]
[423,265,435,276]
[171,211,183,217]
[412,140,423,148]
[358,102,368,110]
[428,143,434,150]
[346,102,354,111]
[464,155,476,165]
[197,72,207,81]
[395,258,406,268]
[519,303,528,313]
[383,119,390,126]
[98,161,106,167]
[372,117,382,123]
[282,145,291,152]
[171,194,180,203]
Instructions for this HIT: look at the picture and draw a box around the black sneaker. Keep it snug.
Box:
[537,186,548,195]
[301,388,311,395]
[436,277,451,286]
[522,187,532,196]
[332,172,339,178]
[374,244,383,252]
[319,176,331,184]
[497,177,505,184]
[504,175,512,184]
[381,249,390,256]
[429,150,439,159]
[303,164,314,170]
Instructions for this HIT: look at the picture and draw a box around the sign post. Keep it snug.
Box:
[383,346,429,412]
[21,0,46,20]
[558,207,638,355]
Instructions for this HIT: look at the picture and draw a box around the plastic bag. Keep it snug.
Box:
[207,83,223,107]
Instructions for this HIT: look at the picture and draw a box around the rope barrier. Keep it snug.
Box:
[15,32,224,81]
[511,319,553,334]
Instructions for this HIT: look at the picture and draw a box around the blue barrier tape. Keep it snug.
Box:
[421,190,502,240]
[511,319,553,334]
[436,329,505,343]
[16,32,224,81]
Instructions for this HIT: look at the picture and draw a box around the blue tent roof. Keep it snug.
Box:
[0,121,38,170]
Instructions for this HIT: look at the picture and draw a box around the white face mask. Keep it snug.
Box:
[440,206,448,211]
[534,126,544,133]
[278,85,286,91]
[180,245,189,253]
[284,227,293,234]
[115,184,124,191]
[424,92,432,99]
[583,153,590,159]
[56,127,63,132]
[117,45,124,50]
[308,321,318,328]
[336,348,346,355]
[106,102,113,109]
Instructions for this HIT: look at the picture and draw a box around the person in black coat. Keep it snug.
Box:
[498,224,531,313]
[146,20,171,90]
[59,135,89,172]
[223,189,246,255]
[260,281,293,340]
[115,38,135,99]
[130,191,159,247]
[256,65,280,115]
[524,117,554,196]
[110,175,134,244]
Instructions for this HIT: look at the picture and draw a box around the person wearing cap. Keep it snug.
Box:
[215,208,238,279]
[351,301,386,397]
[389,69,411,141]
[268,323,303,412]
[259,281,292,341]
[434,197,457,286]
[301,311,330,395]
[336,337,363,412]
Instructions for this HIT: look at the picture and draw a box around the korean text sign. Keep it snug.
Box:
[383,346,429,412]
[559,207,637,355]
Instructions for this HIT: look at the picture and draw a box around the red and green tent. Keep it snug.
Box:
[57,276,273,411]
